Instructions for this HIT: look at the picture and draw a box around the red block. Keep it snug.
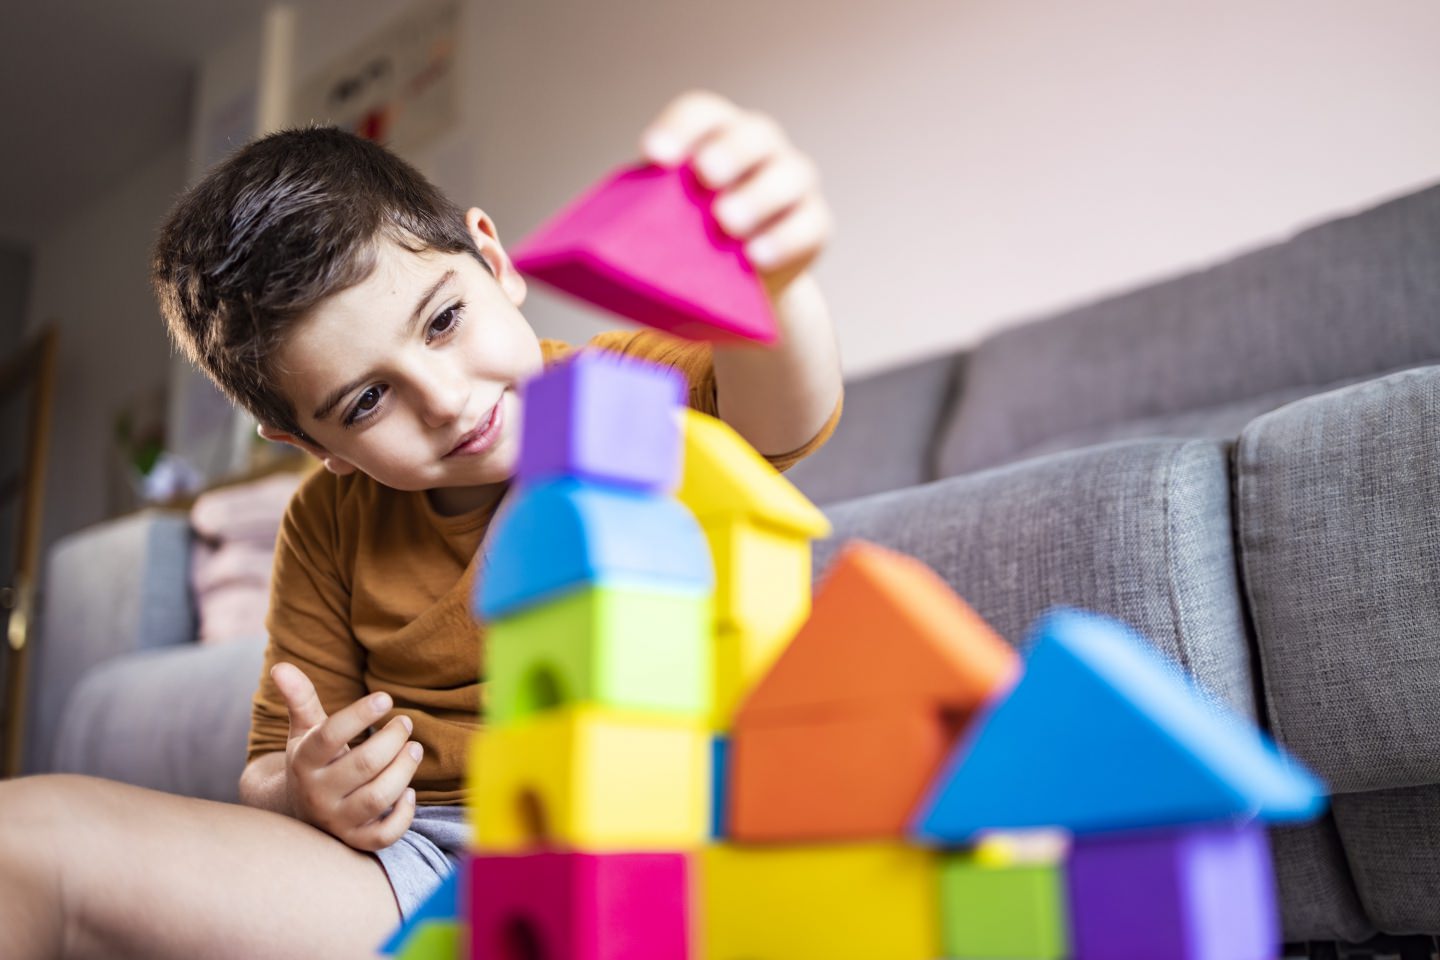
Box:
[468,851,690,960]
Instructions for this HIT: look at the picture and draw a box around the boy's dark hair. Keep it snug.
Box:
[152,125,493,443]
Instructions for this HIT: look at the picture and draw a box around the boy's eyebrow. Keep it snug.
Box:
[311,269,458,422]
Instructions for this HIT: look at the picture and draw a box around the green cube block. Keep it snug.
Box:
[938,855,1069,959]
[487,583,711,723]
[396,920,460,959]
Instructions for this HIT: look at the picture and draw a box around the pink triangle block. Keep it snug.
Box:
[510,162,778,345]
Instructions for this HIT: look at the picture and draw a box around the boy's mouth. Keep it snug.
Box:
[445,396,504,458]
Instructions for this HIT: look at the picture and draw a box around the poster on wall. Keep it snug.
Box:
[290,0,459,159]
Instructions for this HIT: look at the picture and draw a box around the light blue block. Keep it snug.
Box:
[912,608,1327,842]
[379,866,459,955]
[711,735,729,840]
[475,477,713,621]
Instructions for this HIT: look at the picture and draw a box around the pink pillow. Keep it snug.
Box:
[189,472,305,645]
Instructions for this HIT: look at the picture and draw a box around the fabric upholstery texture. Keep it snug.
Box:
[937,182,1440,476]
[52,637,265,804]
[1236,365,1440,794]
[1010,362,1435,467]
[1331,786,1440,933]
[817,437,1257,720]
[785,353,962,505]
[1267,818,1374,943]
[27,509,196,774]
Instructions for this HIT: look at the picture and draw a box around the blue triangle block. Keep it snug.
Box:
[912,608,1326,842]
[379,867,460,955]
[476,477,713,621]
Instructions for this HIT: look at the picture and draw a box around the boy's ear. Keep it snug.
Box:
[256,423,357,477]
[464,206,527,307]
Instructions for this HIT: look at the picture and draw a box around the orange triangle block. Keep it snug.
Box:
[735,541,1020,723]
[509,162,778,344]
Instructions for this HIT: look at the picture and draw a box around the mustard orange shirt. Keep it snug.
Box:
[246,330,841,804]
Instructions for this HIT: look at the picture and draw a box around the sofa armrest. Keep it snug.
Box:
[26,508,198,773]
[816,437,1256,721]
[1236,363,1440,794]
[51,636,267,803]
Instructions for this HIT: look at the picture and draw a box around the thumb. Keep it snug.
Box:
[271,662,328,738]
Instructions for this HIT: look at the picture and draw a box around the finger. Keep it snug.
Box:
[327,714,416,797]
[639,89,742,168]
[713,153,819,241]
[350,788,417,853]
[691,112,786,191]
[745,193,833,274]
[340,732,423,825]
[272,663,329,738]
[304,689,393,767]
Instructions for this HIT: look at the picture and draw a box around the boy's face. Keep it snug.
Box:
[262,207,544,514]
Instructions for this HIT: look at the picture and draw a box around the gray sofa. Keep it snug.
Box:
[28,181,1440,949]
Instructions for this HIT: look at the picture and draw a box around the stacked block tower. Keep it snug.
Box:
[467,349,713,957]
[375,159,1329,959]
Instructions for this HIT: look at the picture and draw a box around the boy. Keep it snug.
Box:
[0,89,841,959]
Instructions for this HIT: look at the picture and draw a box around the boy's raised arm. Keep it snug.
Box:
[639,91,843,458]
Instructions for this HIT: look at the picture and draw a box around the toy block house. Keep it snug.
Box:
[375,157,1333,960]
[676,409,832,731]
[727,540,1020,843]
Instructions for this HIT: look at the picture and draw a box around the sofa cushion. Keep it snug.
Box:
[817,437,1256,719]
[937,182,1440,477]
[52,636,266,803]
[1268,818,1374,943]
[1332,785,1440,933]
[28,508,196,774]
[785,353,962,505]
[1236,365,1440,795]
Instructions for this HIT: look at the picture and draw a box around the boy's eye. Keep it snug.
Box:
[343,385,386,427]
[426,301,466,343]
[356,387,383,411]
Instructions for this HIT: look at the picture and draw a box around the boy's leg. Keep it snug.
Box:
[0,773,408,960]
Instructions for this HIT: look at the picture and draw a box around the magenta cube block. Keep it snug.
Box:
[509,162,778,345]
[1067,821,1278,960]
[468,851,690,960]
[517,350,685,491]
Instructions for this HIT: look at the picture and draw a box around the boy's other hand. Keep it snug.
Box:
[639,89,833,301]
[271,662,423,852]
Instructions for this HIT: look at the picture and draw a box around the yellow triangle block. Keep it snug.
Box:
[677,409,831,536]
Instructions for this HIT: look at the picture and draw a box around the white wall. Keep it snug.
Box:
[444,0,1440,375]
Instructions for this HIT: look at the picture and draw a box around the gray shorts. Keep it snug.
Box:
[372,804,470,922]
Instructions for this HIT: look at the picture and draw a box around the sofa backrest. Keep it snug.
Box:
[933,180,1440,476]
[784,353,962,505]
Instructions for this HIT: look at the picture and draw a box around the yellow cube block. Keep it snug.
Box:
[468,705,709,852]
[697,843,940,960]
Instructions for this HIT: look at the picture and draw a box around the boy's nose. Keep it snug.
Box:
[414,370,468,429]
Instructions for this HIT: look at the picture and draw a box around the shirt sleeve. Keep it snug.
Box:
[245,470,370,764]
[584,329,844,473]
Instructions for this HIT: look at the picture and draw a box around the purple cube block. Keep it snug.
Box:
[1067,822,1278,960]
[468,851,691,960]
[518,349,685,491]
